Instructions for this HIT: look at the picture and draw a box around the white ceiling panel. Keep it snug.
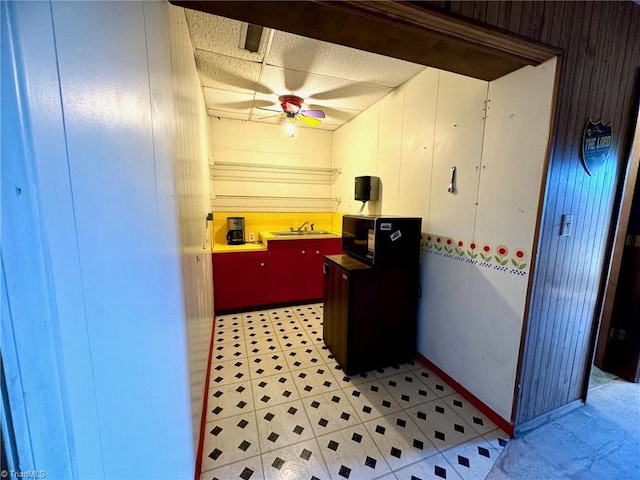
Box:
[195,50,267,94]
[185,10,268,62]
[204,88,256,114]
[267,31,424,87]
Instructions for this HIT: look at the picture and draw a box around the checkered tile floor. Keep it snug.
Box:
[200,303,509,480]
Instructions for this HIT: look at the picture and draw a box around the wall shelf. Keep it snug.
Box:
[211,194,341,212]
[210,161,341,185]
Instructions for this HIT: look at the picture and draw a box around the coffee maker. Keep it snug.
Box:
[226,217,245,245]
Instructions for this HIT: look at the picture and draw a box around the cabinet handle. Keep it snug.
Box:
[301,250,306,254]
[260,262,265,267]
[342,274,348,280]
[315,250,320,254]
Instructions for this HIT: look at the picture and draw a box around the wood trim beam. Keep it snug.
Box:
[170,0,561,81]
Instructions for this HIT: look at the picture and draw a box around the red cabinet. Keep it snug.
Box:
[213,238,342,313]
[212,251,268,311]
[305,238,343,298]
[267,240,308,304]
[268,238,342,304]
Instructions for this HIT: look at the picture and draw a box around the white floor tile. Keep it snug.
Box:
[272,317,305,335]
[381,372,435,408]
[244,322,276,339]
[246,336,282,356]
[302,390,361,436]
[393,453,463,480]
[251,372,301,408]
[284,345,325,371]
[371,364,410,380]
[343,379,403,422]
[209,358,252,386]
[255,400,316,453]
[201,413,261,472]
[442,393,498,435]
[278,330,314,351]
[214,328,245,344]
[262,438,330,480]
[316,425,392,480]
[248,353,290,379]
[442,436,500,480]
[364,412,439,471]
[412,367,456,398]
[212,340,248,362]
[293,365,342,398]
[200,454,264,480]
[406,399,478,453]
[206,380,254,422]
[482,428,509,453]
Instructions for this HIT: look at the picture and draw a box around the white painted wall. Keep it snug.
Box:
[2,1,211,477]
[209,118,333,205]
[333,68,486,221]
[168,4,214,450]
[333,59,556,423]
[421,59,557,422]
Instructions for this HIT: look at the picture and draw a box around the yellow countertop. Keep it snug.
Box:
[212,242,268,253]
[212,231,341,254]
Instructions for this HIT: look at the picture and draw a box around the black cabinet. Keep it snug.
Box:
[323,254,418,375]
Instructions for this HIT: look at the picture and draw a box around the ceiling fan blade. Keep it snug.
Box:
[300,109,325,119]
[256,106,282,113]
[218,99,276,111]
[256,112,285,121]
[297,115,321,127]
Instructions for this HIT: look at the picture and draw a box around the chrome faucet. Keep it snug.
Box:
[296,221,309,231]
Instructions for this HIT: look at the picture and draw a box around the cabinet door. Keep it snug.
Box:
[212,252,268,311]
[323,260,349,370]
[306,238,343,299]
[268,241,307,304]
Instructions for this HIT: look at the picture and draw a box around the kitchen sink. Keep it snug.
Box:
[271,231,333,236]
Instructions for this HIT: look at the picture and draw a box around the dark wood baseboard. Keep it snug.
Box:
[194,316,216,480]
[416,353,515,437]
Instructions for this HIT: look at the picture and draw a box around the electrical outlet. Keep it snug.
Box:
[248,232,255,242]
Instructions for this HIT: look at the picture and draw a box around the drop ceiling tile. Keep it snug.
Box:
[186,10,268,62]
[195,50,267,94]
[204,88,256,114]
[267,30,424,87]
[258,65,391,111]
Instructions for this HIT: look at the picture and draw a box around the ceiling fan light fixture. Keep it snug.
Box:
[285,117,296,138]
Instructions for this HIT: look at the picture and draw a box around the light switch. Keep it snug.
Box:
[560,214,573,236]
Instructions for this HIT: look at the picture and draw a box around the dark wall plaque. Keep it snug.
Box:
[581,119,612,175]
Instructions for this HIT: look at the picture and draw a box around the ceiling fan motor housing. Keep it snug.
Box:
[279,95,303,114]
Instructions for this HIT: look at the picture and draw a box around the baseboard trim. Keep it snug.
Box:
[515,399,583,435]
[416,353,515,437]
[194,315,216,480]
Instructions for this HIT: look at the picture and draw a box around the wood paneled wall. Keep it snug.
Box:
[423,1,640,424]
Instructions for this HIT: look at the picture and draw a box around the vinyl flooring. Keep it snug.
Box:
[200,303,509,480]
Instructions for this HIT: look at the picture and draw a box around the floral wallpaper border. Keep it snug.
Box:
[421,233,529,277]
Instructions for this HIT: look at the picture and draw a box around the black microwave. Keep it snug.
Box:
[342,215,422,267]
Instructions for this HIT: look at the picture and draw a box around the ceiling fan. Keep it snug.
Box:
[257,95,326,135]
